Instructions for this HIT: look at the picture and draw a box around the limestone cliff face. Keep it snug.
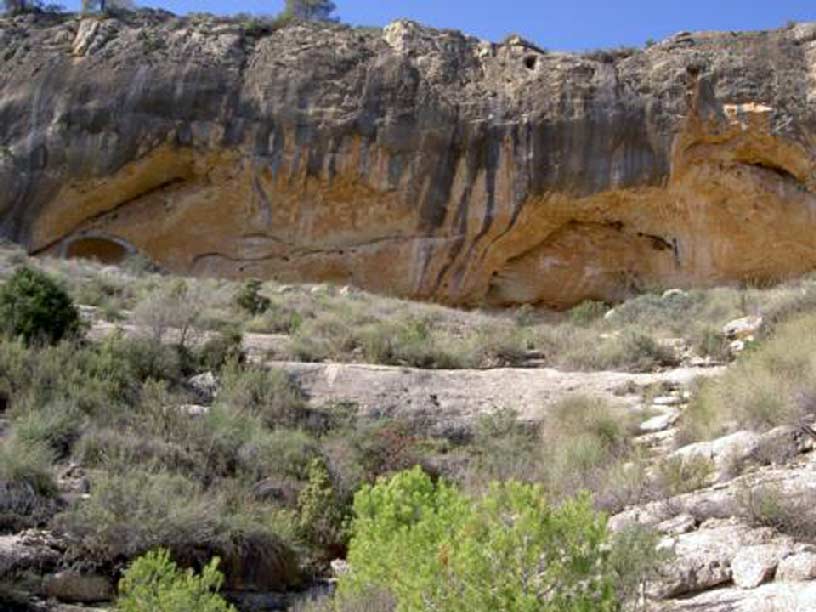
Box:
[1,13,816,307]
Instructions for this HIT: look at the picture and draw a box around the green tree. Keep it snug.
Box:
[282,0,337,22]
[339,467,619,611]
[117,548,236,612]
[297,459,346,552]
[0,267,80,345]
[235,279,271,316]
[81,0,135,13]
[3,0,41,14]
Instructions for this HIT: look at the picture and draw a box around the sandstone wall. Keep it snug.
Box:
[1,13,815,307]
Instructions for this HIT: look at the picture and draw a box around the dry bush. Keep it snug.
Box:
[652,455,714,498]
[132,279,218,348]
[737,482,816,542]
[679,312,816,442]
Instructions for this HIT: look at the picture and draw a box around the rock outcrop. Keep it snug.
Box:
[1,13,816,307]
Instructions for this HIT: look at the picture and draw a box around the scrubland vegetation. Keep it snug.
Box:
[3,239,816,609]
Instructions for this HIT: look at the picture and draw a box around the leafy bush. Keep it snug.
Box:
[296,459,347,555]
[339,467,618,611]
[0,267,80,345]
[235,279,271,316]
[117,548,235,612]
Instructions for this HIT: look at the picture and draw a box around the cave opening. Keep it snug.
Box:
[65,237,130,264]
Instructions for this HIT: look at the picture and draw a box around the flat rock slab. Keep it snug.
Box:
[662,581,816,611]
[269,361,723,429]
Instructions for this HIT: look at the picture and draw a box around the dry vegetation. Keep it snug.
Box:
[4,239,816,607]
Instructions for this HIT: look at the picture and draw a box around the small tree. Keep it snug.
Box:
[297,459,346,553]
[81,0,135,13]
[3,0,42,14]
[340,467,619,611]
[117,548,235,612]
[0,267,80,345]
[235,279,271,316]
[282,0,337,22]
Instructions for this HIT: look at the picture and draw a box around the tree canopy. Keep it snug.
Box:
[282,0,338,22]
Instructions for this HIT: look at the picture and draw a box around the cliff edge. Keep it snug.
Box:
[1,12,815,307]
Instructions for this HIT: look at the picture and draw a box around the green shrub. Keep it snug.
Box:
[297,459,347,554]
[13,400,84,458]
[219,363,306,428]
[235,279,271,316]
[538,396,641,508]
[0,435,56,498]
[53,469,295,570]
[340,467,618,611]
[608,523,672,605]
[117,548,235,612]
[0,267,80,345]
[196,327,244,373]
[467,408,540,486]
[568,300,608,327]
[237,429,320,481]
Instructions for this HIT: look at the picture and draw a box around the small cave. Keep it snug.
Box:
[524,55,537,70]
[65,237,130,264]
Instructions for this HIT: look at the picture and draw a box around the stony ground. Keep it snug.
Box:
[4,244,816,610]
[79,313,816,611]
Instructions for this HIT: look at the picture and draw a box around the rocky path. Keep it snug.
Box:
[88,318,723,427]
[269,359,722,433]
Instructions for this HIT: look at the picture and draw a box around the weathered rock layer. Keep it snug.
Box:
[1,13,816,307]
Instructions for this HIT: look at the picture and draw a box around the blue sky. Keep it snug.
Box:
[66,1,815,51]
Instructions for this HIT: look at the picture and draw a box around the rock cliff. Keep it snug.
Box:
[1,12,815,307]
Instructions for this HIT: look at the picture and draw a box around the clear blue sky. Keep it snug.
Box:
[65,1,815,51]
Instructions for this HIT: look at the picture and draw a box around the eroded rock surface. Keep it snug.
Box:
[1,14,816,307]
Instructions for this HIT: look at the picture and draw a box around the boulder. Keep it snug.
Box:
[722,315,763,340]
[777,551,816,582]
[640,410,680,433]
[671,430,761,480]
[663,581,816,611]
[731,543,791,589]
[657,513,697,536]
[652,520,788,599]
[44,571,115,604]
[0,530,62,579]
[187,371,218,404]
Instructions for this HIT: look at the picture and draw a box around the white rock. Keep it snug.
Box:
[330,558,351,577]
[179,404,209,417]
[671,430,761,479]
[722,315,763,340]
[187,371,218,403]
[652,395,683,406]
[732,543,791,589]
[662,288,687,299]
[657,513,697,536]
[641,410,680,433]
[777,552,816,582]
